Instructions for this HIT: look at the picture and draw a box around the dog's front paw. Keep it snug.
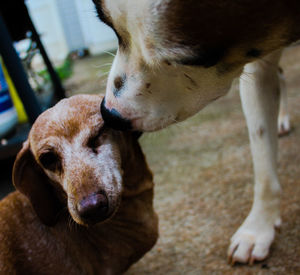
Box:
[227,212,281,265]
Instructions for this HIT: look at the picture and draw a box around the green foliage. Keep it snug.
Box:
[38,57,73,82]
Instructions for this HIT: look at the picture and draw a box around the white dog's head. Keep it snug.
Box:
[94,0,299,131]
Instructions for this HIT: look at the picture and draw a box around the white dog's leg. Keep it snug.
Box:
[277,68,291,136]
[228,50,282,265]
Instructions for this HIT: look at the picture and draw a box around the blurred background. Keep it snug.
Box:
[0,1,300,274]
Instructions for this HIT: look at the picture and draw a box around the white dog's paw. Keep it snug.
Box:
[228,215,281,265]
[278,114,291,137]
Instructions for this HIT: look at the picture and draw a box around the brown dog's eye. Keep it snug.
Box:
[88,128,107,153]
[39,152,61,172]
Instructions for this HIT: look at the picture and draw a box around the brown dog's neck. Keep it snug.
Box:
[119,134,154,198]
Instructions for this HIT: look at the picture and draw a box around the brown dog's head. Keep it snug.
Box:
[94,0,300,131]
[13,95,141,227]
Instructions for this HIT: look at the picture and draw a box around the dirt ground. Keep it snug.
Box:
[66,48,300,274]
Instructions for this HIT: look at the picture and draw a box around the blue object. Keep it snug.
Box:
[0,63,17,138]
[0,64,8,91]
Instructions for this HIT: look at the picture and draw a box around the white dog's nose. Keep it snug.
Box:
[100,98,132,131]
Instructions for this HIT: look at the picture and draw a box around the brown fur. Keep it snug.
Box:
[151,0,300,67]
[0,95,158,275]
[95,0,300,69]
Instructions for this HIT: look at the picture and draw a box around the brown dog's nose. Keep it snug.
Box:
[77,192,109,224]
[100,98,132,131]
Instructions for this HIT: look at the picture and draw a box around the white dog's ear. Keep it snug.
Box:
[13,141,63,226]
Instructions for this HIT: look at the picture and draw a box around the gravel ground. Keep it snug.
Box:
[63,49,300,274]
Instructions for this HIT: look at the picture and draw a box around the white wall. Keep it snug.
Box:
[26,0,117,63]
[55,0,86,52]
[75,0,118,55]
[26,0,69,63]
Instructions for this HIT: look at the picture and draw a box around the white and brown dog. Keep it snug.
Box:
[92,0,300,265]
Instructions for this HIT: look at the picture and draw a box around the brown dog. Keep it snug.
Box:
[0,94,158,275]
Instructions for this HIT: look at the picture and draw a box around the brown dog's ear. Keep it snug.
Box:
[13,141,62,226]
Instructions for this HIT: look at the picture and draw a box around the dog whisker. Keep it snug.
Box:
[102,51,116,57]
[98,71,110,78]
[93,63,113,69]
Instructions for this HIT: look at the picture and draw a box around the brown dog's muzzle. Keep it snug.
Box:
[77,191,109,225]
